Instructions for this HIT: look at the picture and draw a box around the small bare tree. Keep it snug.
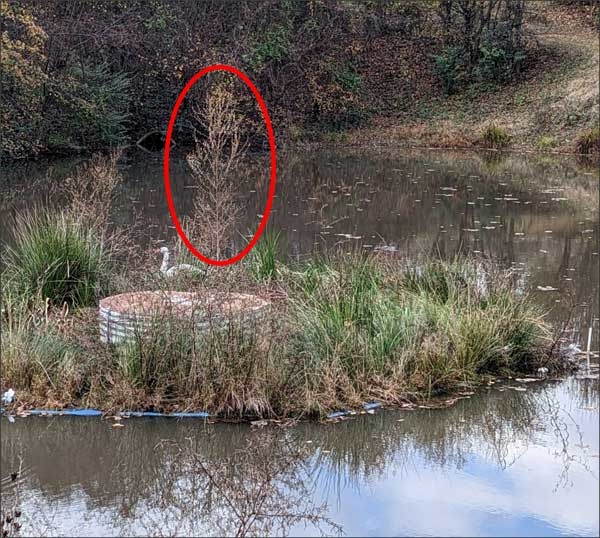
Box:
[186,83,245,260]
[63,150,123,232]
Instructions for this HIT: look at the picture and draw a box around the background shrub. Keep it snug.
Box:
[481,124,511,148]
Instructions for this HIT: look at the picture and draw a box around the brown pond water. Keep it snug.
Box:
[1,149,598,536]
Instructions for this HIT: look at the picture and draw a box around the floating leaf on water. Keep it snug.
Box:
[251,420,268,428]
[335,233,362,240]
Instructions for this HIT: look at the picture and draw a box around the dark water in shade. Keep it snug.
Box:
[1,149,598,536]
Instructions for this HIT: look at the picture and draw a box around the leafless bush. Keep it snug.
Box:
[185,83,246,260]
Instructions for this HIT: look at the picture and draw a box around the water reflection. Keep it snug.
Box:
[1,376,598,536]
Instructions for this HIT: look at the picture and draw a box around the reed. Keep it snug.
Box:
[248,230,280,282]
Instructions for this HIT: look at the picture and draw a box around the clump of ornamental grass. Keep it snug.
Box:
[575,126,599,156]
[1,151,125,311]
[1,208,112,308]
[480,123,511,149]
[286,255,553,409]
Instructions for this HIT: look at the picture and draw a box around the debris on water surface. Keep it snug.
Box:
[374,245,399,253]
[335,233,362,240]
[250,420,268,428]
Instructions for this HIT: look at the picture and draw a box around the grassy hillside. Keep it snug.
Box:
[343,1,599,154]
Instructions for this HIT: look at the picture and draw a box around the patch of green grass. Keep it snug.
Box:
[537,136,556,150]
[480,123,511,148]
[248,230,280,282]
[1,251,560,418]
[0,303,82,401]
[115,314,280,417]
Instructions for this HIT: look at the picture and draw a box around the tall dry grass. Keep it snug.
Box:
[62,150,123,232]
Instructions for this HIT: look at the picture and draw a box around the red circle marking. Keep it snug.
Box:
[163,64,277,267]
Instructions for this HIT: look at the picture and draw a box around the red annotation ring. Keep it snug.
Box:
[163,64,277,267]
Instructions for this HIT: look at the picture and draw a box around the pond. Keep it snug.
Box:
[1,374,598,536]
[1,148,599,536]
[1,148,598,337]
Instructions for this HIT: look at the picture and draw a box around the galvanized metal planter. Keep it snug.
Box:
[99,291,270,344]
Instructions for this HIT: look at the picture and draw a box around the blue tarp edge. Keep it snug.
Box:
[3,408,210,418]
